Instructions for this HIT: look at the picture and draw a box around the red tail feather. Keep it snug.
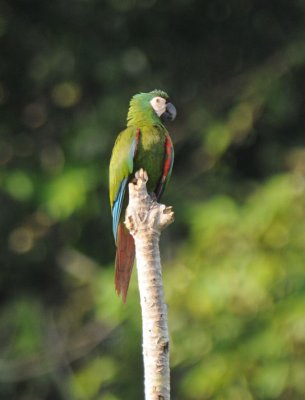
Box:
[115,223,135,302]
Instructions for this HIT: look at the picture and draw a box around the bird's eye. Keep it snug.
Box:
[156,98,160,103]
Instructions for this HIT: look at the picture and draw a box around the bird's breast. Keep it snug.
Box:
[134,126,166,193]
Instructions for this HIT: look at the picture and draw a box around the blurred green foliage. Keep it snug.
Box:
[1,0,305,399]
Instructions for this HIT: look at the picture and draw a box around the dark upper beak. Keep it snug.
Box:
[161,102,177,122]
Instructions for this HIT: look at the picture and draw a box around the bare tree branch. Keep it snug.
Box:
[125,169,174,400]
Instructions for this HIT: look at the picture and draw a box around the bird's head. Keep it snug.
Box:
[127,90,177,126]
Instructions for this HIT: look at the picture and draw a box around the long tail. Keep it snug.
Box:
[115,223,135,302]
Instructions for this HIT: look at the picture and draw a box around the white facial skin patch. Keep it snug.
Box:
[150,96,167,117]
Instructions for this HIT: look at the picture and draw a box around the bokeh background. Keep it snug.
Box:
[1,0,305,399]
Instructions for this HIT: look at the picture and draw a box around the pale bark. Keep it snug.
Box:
[125,169,174,400]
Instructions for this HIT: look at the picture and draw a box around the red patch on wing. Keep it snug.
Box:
[134,127,141,156]
[156,135,173,199]
[163,135,172,179]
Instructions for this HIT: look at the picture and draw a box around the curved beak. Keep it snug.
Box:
[161,102,177,122]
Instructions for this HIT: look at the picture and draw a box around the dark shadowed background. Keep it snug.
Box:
[1,0,305,399]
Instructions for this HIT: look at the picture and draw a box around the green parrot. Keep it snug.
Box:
[109,89,176,302]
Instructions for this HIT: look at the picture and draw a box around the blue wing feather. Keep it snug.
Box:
[112,178,128,243]
[110,129,140,242]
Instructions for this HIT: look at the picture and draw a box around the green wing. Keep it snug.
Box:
[109,126,140,240]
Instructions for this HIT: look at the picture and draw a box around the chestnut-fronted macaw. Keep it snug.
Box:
[109,90,176,302]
